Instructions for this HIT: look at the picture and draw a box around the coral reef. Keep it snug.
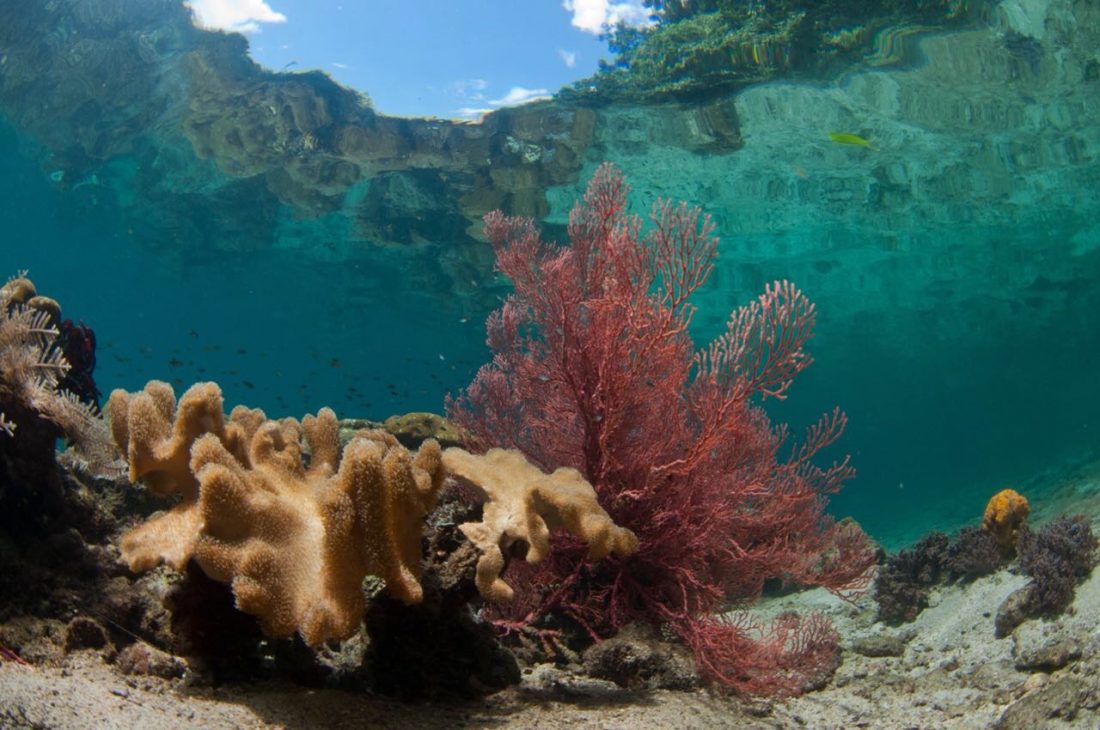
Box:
[447,164,874,695]
[983,488,1030,555]
[110,380,636,649]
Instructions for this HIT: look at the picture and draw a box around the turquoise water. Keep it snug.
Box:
[0,120,489,418]
[2,0,1099,551]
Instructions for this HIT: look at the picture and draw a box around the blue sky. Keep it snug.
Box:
[184,0,652,119]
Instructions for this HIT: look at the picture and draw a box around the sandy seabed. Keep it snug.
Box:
[4,564,1100,729]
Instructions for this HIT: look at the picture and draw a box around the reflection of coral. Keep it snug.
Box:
[441,447,639,602]
[981,488,1029,554]
[110,380,446,646]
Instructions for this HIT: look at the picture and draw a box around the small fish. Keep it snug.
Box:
[329,358,342,369]
[167,357,183,368]
[828,131,877,150]
[242,380,255,389]
[188,329,199,338]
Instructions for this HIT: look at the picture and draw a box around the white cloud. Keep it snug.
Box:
[558,48,577,68]
[331,62,349,69]
[489,87,551,107]
[454,107,493,121]
[186,0,287,34]
[562,0,651,35]
[450,81,550,120]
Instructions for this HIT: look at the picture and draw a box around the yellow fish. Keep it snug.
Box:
[828,131,877,150]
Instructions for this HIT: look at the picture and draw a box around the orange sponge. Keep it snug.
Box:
[981,488,1029,554]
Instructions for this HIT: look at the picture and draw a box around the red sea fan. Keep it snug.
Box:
[446,163,875,695]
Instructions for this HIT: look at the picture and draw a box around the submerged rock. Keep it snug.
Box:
[581,623,700,691]
[994,676,1096,729]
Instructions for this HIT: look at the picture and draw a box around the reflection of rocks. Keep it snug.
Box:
[0,0,604,260]
[2,0,1100,364]
[0,0,722,275]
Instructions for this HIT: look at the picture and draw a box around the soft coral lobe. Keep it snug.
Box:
[448,163,874,695]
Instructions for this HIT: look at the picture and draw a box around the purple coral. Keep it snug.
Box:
[1017,515,1098,616]
[943,525,1006,582]
[873,531,949,624]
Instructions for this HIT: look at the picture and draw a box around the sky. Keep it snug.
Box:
[184,0,653,119]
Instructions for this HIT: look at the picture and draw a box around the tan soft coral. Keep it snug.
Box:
[110,381,445,646]
[441,447,639,602]
[112,381,637,646]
